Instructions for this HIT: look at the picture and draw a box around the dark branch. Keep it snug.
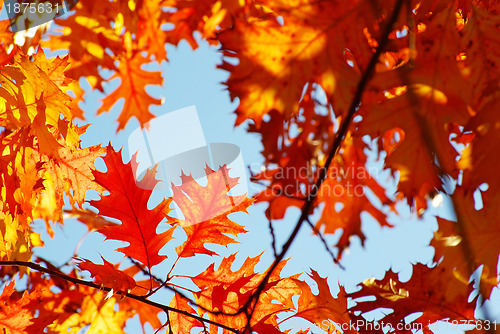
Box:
[0,260,238,334]
[241,0,405,331]
[267,210,278,258]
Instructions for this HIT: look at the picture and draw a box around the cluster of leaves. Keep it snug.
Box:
[0,0,499,333]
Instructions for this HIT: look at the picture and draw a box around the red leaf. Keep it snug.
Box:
[91,146,174,269]
[76,257,137,293]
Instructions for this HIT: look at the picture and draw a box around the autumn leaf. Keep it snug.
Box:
[136,0,169,61]
[118,298,164,332]
[0,51,75,158]
[64,207,116,231]
[0,128,43,218]
[192,254,301,332]
[97,53,162,130]
[32,49,73,88]
[458,94,500,205]
[290,270,357,333]
[0,210,43,265]
[348,264,476,332]
[432,188,500,300]
[42,0,123,91]
[250,91,392,256]
[171,165,253,257]
[169,294,203,334]
[2,1,500,333]
[358,86,469,212]
[217,0,380,126]
[192,253,264,313]
[91,146,175,270]
[40,139,106,209]
[77,257,137,294]
[315,134,392,255]
[360,6,472,211]
[117,265,164,331]
[164,0,256,49]
[49,291,131,334]
[460,6,500,103]
[0,282,56,333]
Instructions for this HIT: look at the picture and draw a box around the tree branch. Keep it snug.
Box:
[0,260,238,334]
[241,0,405,330]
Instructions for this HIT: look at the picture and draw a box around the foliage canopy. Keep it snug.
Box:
[0,0,499,333]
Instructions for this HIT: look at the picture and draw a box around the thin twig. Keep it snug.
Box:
[267,210,278,258]
[0,260,238,334]
[304,217,345,270]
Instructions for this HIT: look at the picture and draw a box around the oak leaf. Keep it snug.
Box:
[117,265,164,331]
[64,208,116,231]
[361,6,472,211]
[91,146,175,270]
[40,139,106,210]
[32,49,73,88]
[169,294,203,334]
[171,165,253,257]
[77,257,137,294]
[315,134,392,255]
[0,282,56,333]
[192,254,300,333]
[0,128,43,218]
[218,0,378,126]
[250,91,332,219]
[432,188,500,299]
[460,6,500,103]
[49,291,131,334]
[458,94,500,205]
[0,52,75,158]
[98,53,162,130]
[42,0,122,91]
[291,270,356,333]
[348,264,476,332]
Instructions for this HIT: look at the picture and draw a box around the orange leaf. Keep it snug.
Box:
[316,134,392,255]
[192,253,264,313]
[192,254,300,332]
[98,53,162,130]
[217,0,372,126]
[169,294,203,333]
[291,271,356,333]
[0,282,56,333]
[432,188,500,299]
[32,49,72,87]
[171,165,253,257]
[348,264,476,331]
[44,140,106,208]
